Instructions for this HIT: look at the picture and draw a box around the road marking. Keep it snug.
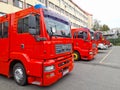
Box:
[99,49,113,64]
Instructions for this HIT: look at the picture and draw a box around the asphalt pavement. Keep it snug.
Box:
[0,46,120,90]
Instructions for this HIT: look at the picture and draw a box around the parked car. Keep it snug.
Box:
[98,43,108,50]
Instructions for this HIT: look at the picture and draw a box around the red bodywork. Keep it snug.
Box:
[72,28,97,60]
[0,6,74,86]
[103,39,111,47]
[94,31,111,47]
[94,31,104,45]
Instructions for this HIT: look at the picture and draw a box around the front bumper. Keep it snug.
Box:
[81,48,98,60]
[27,54,74,86]
[43,55,74,86]
[80,50,94,60]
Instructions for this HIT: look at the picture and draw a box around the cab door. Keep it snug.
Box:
[77,31,88,49]
[10,12,44,59]
[0,20,9,61]
[77,31,89,55]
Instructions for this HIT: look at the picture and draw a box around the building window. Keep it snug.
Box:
[0,21,9,38]
[49,2,54,9]
[13,0,23,8]
[65,11,69,16]
[38,0,44,3]
[55,5,61,12]
[0,0,8,3]
[61,9,64,14]
[26,3,32,8]
[72,23,79,28]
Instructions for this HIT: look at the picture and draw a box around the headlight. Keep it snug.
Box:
[89,51,93,55]
[44,65,55,72]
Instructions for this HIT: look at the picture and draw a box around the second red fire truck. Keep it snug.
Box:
[72,28,97,61]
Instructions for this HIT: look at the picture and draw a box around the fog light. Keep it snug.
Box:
[44,65,55,72]
[46,73,55,78]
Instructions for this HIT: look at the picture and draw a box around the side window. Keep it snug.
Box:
[83,32,87,40]
[13,0,23,9]
[0,21,8,38]
[0,23,2,38]
[73,32,77,38]
[78,31,83,39]
[3,22,8,38]
[18,14,40,35]
[96,33,100,40]
[78,31,87,40]
[18,16,29,33]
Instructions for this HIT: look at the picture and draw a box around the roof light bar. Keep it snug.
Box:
[34,4,46,9]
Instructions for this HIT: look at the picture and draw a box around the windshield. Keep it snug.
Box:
[44,16,71,38]
[95,32,103,40]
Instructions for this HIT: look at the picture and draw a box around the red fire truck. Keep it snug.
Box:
[95,31,111,49]
[0,4,74,86]
[72,28,97,61]
[103,37,112,47]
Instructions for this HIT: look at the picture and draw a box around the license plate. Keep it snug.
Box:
[63,69,69,76]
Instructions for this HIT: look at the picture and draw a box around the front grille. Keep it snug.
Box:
[55,44,72,54]
[58,60,70,67]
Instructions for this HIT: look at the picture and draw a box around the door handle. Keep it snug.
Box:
[21,44,24,49]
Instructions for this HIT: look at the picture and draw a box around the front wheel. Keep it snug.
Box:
[13,63,27,86]
[74,51,80,61]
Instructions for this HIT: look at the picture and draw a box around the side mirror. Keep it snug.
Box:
[28,15,37,35]
[83,36,87,41]
[83,32,87,41]
[91,36,94,40]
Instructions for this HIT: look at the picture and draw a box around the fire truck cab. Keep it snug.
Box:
[95,31,109,50]
[72,28,97,61]
[0,4,74,86]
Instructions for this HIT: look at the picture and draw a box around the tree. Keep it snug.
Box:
[101,24,110,31]
[92,19,110,31]
[92,19,101,31]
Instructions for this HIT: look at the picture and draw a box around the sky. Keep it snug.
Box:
[73,0,120,29]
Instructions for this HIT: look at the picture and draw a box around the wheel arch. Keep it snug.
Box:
[9,52,31,77]
[9,60,24,77]
[74,48,81,56]
[73,50,81,61]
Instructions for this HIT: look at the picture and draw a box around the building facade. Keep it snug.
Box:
[0,0,93,29]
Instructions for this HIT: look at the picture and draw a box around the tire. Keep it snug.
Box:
[13,63,27,86]
[74,51,80,61]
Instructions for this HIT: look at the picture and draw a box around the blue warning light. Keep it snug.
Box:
[34,4,46,9]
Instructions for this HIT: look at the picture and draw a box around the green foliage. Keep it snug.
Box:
[109,38,120,46]
[92,19,110,31]
[100,24,110,31]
